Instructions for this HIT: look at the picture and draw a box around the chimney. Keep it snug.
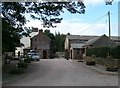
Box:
[39,29,43,34]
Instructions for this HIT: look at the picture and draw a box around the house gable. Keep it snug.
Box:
[31,30,51,50]
[85,34,118,47]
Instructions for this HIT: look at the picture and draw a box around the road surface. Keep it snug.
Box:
[4,59,118,86]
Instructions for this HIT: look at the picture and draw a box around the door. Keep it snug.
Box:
[70,50,72,59]
[43,50,47,59]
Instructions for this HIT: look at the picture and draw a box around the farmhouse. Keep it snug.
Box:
[64,34,118,60]
[30,30,51,59]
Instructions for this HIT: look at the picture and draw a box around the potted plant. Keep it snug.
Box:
[17,61,28,69]
[24,55,31,63]
[105,55,118,72]
[86,55,96,66]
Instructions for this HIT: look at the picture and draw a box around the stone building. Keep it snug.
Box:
[64,35,94,60]
[84,34,117,47]
[31,30,51,59]
[64,34,118,60]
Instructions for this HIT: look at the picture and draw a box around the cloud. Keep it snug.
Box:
[24,17,117,36]
[21,17,118,48]
[25,20,44,29]
[83,0,104,6]
[48,19,108,35]
[82,0,119,9]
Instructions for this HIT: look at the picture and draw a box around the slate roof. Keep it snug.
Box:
[66,34,119,48]
[84,34,118,47]
[31,30,51,41]
[66,35,97,40]
[85,36,101,46]
[66,34,119,42]
[71,43,84,48]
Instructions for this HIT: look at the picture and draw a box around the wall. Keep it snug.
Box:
[31,30,51,59]
[70,48,83,60]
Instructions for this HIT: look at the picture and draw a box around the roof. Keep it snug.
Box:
[85,36,101,46]
[31,30,51,41]
[84,34,118,47]
[66,35,98,40]
[71,43,84,48]
[66,35,120,41]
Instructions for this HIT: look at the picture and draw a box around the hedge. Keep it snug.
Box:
[110,46,120,59]
[86,46,120,59]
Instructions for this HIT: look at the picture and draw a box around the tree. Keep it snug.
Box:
[44,30,65,53]
[2,1,112,52]
[2,2,30,52]
[27,2,85,28]
[54,32,66,52]
[2,1,85,52]
[105,0,114,5]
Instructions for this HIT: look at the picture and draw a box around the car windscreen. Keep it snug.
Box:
[27,53,31,55]
[32,53,39,55]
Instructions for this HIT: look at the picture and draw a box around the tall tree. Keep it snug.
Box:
[2,1,85,52]
[2,1,112,52]
[54,32,65,52]
[2,2,31,52]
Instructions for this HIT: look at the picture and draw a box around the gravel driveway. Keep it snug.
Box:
[4,59,118,86]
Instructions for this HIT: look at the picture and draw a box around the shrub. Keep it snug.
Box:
[86,47,110,58]
[24,58,31,63]
[86,46,120,59]
[17,61,28,68]
[110,46,120,59]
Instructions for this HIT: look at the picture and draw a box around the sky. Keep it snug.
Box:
[21,0,119,48]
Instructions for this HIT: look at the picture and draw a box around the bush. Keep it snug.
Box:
[86,46,120,59]
[24,58,31,63]
[9,68,25,74]
[110,46,120,59]
[17,61,28,68]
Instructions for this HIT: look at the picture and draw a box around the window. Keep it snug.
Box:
[77,49,80,54]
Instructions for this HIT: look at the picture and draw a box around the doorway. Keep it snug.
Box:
[70,50,72,59]
[43,50,47,59]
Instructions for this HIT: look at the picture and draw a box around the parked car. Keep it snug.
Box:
[27,52,32,58]
[27,50,38,57]
[31,53,40,61]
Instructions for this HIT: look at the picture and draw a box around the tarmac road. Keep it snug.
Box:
[4,59,118,86]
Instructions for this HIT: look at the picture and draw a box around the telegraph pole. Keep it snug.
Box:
[108,11,111,39]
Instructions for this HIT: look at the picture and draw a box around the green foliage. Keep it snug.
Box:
[2,2,31,52]
[86,46,120,59]
[24,55,31,63]
[2,1,113,52]
[2,2,85,52]
[26,2,85,28]
[110,46,120,59]
[44,30,66,53]
[24,58,31,63]
[54,32,66,52]
[17,61,28,68]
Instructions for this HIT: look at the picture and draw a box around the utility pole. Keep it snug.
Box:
[108,11,111,39]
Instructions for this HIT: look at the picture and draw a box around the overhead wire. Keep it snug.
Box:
[73,12,108,34]
[81,11,117,35]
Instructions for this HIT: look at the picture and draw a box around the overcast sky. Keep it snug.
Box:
[21,0,119,48]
